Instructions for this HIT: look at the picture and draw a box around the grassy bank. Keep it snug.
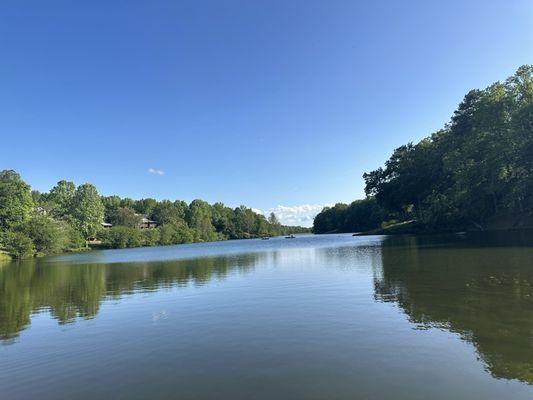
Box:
[354,220,428,236]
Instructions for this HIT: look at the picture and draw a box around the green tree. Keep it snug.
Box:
[134,198,157,216]
[103,226,142,248]
[48,180,76,218]
[152,200,183,225]
[3,231,35,258]
[358,65,533,232]
[70,184,105,242]
[109,207,141,228]
[157,222,193,245]
[141,228,161,246]
[101,195,122,221]
[23,215,66,255]
[187,200,216,241]
[232,205,257,238]
[0,170,34,230]
[268,212,280,226]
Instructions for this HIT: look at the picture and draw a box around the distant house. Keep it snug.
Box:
[139,216,157,229]
[35,206,48,216]
[99,218,156,230]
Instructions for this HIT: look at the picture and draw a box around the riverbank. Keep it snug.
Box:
[353,215,533,236]
[354,220,425,236]
[0,232,313,262]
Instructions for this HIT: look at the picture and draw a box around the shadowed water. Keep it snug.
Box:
[1,233,533,399]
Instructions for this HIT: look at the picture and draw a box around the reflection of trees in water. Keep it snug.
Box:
[0,253,260,341]
[374,235,533,383]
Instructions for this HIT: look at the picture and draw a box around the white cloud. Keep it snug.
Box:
[148,168,165,176]
[254,204,333,227]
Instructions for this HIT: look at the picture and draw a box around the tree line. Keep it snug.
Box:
[0,170,308,258]
[314,65,533,234]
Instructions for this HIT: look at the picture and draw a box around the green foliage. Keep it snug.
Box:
[102,226,142,249]
[2,231,35,259]
[23,215,65,255]
[141,228,161,247]
[134,198,157,216]
[172,220,194,243]
[109,207,141,228]
[318,65,533,234]
[31,190,42,205]
[157,224,178,246]
[313,199,386,233]
[120,198,135,209]
[0,251,11,262]
[47,180,76,218]
[59,221,86,250]
[187,199,217,241]
[0,170,34,230]
[157,222,193,245]
[70,184,105,240]
[151,200,183,225]
[101,195,121,221]
[268,212,280,226]
[0,171,309,256]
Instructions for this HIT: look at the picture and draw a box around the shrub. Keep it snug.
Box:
[158,223,193,246]
[23,215,64,255]
[3,231,35,258]
[60,221,86,250]
[102,226,142,249]
[141,229,160,247]
[157,224,177,245]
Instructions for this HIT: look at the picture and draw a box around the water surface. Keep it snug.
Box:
[1,233,533,399]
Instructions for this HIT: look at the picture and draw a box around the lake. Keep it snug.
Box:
[1,233,533,399]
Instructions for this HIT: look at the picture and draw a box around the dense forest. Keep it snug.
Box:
[314,65,533,234]
[0,170,308,259]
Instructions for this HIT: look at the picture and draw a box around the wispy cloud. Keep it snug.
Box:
[253,204,332,227]
[148,168,165,176]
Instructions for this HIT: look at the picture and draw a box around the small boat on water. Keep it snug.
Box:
[285,234,296,239]
[261,236,270,240]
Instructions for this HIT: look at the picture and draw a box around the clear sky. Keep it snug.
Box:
[1,1,532,226]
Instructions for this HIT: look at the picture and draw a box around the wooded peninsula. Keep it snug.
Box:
[0,173,309,259]
[314,65,533,235]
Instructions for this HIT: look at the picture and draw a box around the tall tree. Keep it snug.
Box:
[268,212,280,226]
[188,199,216,241]
[134,198,157,216]
[359,65,533,232]
[70,184,105,241]
[0,170,34,230]
[151,200,182,225]
[109,207,141,228]
[48,180,76,218]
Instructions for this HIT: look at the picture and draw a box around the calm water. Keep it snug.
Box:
[2,233,533,399]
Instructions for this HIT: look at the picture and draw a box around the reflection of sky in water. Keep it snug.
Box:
[46,234,385,265]
[2,233,533,400]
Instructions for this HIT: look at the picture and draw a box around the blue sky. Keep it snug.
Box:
[1,1,532,226]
